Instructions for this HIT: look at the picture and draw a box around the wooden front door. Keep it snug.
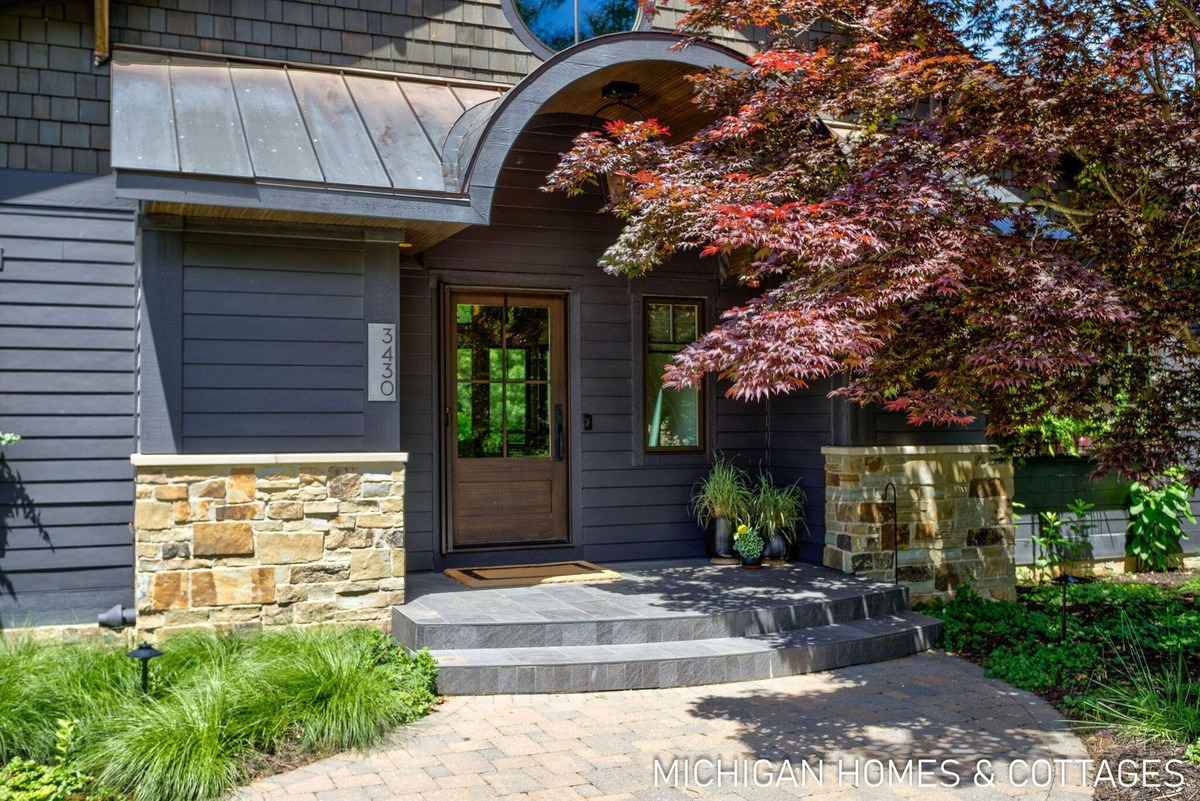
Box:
[444,290,568,550]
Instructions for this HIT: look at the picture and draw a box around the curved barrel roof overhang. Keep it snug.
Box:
[450,31,747,223]
[108,33,745,249]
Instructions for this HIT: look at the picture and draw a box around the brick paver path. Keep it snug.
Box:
[236,652,1092,801]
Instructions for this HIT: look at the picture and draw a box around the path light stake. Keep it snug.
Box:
[882,482,899,585]
[128,642,164,694]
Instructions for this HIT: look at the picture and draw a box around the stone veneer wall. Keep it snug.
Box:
[822,445,1016,603]
[131,454,406,637]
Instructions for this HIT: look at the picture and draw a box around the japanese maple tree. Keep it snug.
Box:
[545,0,1200,483]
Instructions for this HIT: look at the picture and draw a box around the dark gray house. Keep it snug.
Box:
[0,0,1194,636]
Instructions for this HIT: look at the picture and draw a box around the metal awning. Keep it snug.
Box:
[110,49,504,201]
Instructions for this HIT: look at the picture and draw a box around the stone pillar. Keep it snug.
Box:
[821,445,1016,603]
[131,453,407,637]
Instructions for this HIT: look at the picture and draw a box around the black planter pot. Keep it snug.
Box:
[713,518,735,558]
[740,550,764,569]
[765,532,788,561]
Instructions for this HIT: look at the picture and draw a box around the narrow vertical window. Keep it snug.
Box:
[644,299,704,452]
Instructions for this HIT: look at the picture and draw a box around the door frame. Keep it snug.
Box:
[439,284,575,555]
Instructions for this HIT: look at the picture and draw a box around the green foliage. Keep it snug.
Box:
[691,456,751,526]
[1075,631,1200,746]
[924,581,1200,748]
[986,642,1101,692]
[749,475,806,544]
[1014,414,1108,458]
[0,628,438,801]
[1185,741,1200,766]
[732,524,764,562]
[0,720,114,801]
[0,433,18,449]
[1127,470,1197,572]
[1033,498,1095,578]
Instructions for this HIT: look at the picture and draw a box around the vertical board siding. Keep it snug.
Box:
[0,186,137,626]
[179,237,368,453]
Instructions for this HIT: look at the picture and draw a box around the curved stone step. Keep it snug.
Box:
[394,585,910,650]
[430,612,943,695]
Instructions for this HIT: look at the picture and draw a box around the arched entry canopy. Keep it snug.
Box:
[449,31,747,222]
[109,33,745,249]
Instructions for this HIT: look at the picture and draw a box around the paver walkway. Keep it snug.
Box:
[236,652,1092,801]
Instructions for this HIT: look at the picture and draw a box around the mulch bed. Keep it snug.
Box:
[1082,730,1199,801]
[1110,569,1198,591]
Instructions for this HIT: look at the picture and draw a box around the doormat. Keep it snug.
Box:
[444,561,621,589]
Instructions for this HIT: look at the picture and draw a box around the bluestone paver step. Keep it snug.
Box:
[430,611,944,694]
[393,561,911,649]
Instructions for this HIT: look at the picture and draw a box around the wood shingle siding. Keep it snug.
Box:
[0,172,136,627]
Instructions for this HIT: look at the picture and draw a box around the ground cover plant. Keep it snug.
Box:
[922,578,1200,773]
[0,627,437,801]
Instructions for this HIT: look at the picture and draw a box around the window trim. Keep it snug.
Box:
[501,0,652,61]
[642,296,706,454]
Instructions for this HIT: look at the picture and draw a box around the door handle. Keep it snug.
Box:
[554,404,565,461]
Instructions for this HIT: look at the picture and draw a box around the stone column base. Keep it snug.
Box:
[131,453,407,637]
[822,445,1016,603]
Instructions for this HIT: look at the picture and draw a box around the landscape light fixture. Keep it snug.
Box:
[128,641,164,694]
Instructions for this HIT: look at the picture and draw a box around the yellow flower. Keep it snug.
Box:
[735,524,750,538]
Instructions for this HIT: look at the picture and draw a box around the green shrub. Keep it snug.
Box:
[0,628,437,801]
[1127,470,1197,572]
[0,433,19,449]
[986,642,1101,692]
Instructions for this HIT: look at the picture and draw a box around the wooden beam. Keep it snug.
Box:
[93,0,110,65]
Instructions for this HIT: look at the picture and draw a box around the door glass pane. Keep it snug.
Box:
[647,303,672,343]
[457,381,503,457]
[506,305,550,382]
[456,303,505,381]
[673,304,698,342]
[505,382,551,458]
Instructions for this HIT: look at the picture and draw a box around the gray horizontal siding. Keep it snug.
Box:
[178,235,369,453]
[0,170,136,627]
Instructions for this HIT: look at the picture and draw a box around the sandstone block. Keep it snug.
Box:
[328,471,362,500]
[290,563,350,584]
[194,522,254,557]
[257,532,324,564]
[379,499,404,513]
[267,501,304,520]
[354,513,403,529]
[155,484,189,501]
[361,482,392,498]
[215,503,263,521]
[226,468,256,503]
[325,527,372,549]
[293,601,338,624]
[350,549,390,581]
[147,571,188,611]
[190,478,227,499]
[135,501,174,531]
[191,567,275,607]
[303,500,340,516]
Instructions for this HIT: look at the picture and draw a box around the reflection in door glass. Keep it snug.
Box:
[456,300,553,459]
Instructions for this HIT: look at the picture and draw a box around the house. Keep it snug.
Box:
[0,0,1193,637]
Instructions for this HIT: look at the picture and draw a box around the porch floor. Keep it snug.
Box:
[393,560,942,694]
[401,559,897,623]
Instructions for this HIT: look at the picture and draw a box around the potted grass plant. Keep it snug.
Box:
[733,523,765,568]
[691,457,750,559]
[752,475,807,561]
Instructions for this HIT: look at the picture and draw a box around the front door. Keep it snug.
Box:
[444,290,568,550]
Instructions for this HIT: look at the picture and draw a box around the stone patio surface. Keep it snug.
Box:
[235,651,1092,801]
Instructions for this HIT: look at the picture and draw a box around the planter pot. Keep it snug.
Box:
[765,533,788,561]
[713,518,735,558]
[740,551,764,569]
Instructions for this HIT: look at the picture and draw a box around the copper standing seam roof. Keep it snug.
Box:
[109,49,505,195]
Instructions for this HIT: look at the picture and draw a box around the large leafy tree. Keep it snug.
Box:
[546,0,1200,483]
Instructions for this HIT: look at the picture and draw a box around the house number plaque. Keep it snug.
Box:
[368,323,397,402]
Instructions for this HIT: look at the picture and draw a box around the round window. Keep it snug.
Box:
[505,0,646,58]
